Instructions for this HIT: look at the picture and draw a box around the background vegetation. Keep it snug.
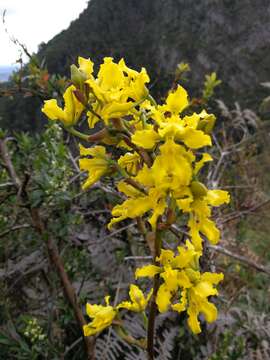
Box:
[0,1,270,359]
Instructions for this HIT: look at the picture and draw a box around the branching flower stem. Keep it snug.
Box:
[147,230,161,360]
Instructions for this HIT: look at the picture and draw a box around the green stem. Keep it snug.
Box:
[66,127,90,141]
[115,325,146,349]
[147,94,158,107]
[142,311,148,329]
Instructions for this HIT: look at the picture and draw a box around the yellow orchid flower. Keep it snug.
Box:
[117,285,153,312]
[135,242,201,313]
[172,272,224,334]
[118,59,150,101]
[164,85,189,114]
[42,85,84,127]
[108,187,167,230]
[83,296,117,336]
[118,152,141,176]
[78,56,94,79]
[85,57,150,125]
[151,139,193,191]
[156,267,192,312]
[79,145,109,189]
[132,112,212,150]
[176,183,230,249]
[108,195,152,229]
[70,57,94,87]
[131,128,161,149]
[158,124,212,149]
[131,138,195,191]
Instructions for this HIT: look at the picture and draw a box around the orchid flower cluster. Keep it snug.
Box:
[42,56,229,341]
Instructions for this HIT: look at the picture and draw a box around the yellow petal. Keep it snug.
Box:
[80,160,107,189]
[135,264,161,279]
[158,122,183,139]
[194,153,213,175]
[128,68,150,101]
[200,218,220,245]
[156,249,175,266]
[179,128,212,149]
[101,101,134,122]
[104,296,111,306]
[153,139,193,189]
[79,145,108,189]
[200,272,224,285]
[183,113,200,129]
[98,57,125,90]
[83,324,96,336]
[166,85,189,114]
[206,190,230,206]
[129,284,145,304]
[78,56,94,78]
[135,165,155,188]
[156,283,172,313]
[79,144,106,157]
[117,300,134,311]
[117,180,142,198]
[118,152,140,175]
[161,266,179,292]
[87,103,102,128]
[192,199,211,218]
[171,289,187,313]
[63,85,84,125]
[108,195,153,229]
[117,284,149,312]
[194,281,218,298]
[42,99,66,122]
[177,270,193,288]
[173,246,195,268]
[188,216,204,250]
[176,196,193,213]
[187,310,201,334]
[86,303,104,317]
[148,190,167,230]
[200,300,218,323]
[131,129,160,149]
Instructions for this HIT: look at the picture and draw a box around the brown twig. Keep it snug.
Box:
[30,208,95,358]
[220,198,270,224]
[0,138,95,359]
[0,223,31,239]
[147,231,161,360]
[124,177,147,194]
[209,244,270,276]
[0,139,21,190]
[167,222,270,276]
[121,135,153,168]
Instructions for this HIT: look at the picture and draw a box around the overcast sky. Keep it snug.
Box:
[0,0,88,66]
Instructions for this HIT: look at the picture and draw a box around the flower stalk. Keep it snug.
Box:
[41,55,230,359]
[147,231,161,360]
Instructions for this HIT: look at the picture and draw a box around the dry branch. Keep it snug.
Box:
[209,244,270,276]
[0,138,95,359]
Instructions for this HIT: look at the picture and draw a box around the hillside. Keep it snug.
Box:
[1,0,270,132]
[39,0,270,107]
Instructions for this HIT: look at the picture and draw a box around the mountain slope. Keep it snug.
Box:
[39,0,270,107]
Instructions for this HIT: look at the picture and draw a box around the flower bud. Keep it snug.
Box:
[191,181,208,198]
[70,64,86,89]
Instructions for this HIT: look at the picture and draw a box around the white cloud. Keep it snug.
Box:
[0,0,88,66]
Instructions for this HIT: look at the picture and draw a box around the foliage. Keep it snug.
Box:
[0,50,269,360]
